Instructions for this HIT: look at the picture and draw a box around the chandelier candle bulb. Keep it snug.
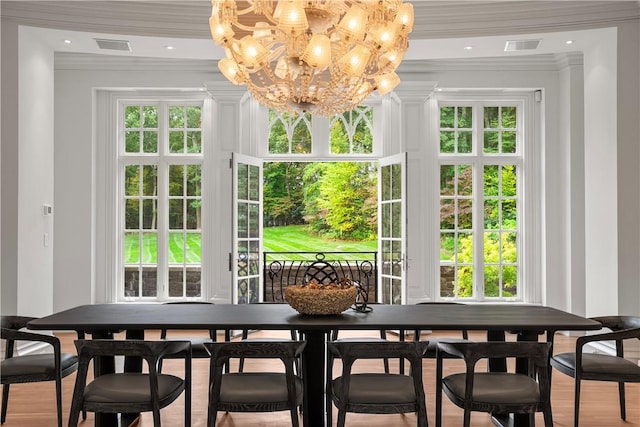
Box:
[209,0,414,115]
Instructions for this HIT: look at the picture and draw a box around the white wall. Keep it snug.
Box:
[16,26,55,317]
[1,19,20,315]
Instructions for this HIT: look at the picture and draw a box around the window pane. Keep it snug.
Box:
[142,232,157,264]
[458,131,472,153]
[249,203,259,238]
[440,265,455,297]
[169,268,184,297]
[440,165,455,196]
[484,165,499,196]
[457,266,473,298]
[186,200,199,230]
[169,165,183,196]
[330,117,349,154]
[484,131,499,153]
[502,106,517,128]
[169,131,183,153]
[502,232,517,262]
[440,131,454,153]
[125,131,140,153]
[169,200,183,229]
[125,106,140,128]
[458,199,472,229]
[142,165,157,196]
[124,232,139,263]
[237,164,248,200]
[186,232,201,264]
[392,202,401,238]
[143,106,158,128]
[502,131,516,153]
[502,265,518,297]
[440,232,454,262]
[143,131,158,153]
[457,165,472,196]
[169,106,184,128]
[484,106,499,128]
[142,199,156,229]
[484,265,500,297]
[141,267,157,297]
[381,164,390,200]
[187,131,201,153]
[440,199,455,230]
[169,232,184,263]
[249,165,259,201]
[186,165,201,196]
[186,267,201,297]
[502,199,517,228]
[186,106,201,128]
[484,199,499,229]
[125,165,139,196]
[391,163,401,199]
[125,200,140,230]
[124,268,139,297]
[458,107,473,128]
[237,202,248,238]
[440,106,454,128]
[502,165,516,196]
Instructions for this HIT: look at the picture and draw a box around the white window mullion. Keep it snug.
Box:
[156,105,169,300]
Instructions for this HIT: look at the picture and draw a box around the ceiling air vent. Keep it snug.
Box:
[94,38,131,52]
[504,39,541,52]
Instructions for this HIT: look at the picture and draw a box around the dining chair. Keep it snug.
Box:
[0,315,79,427]
[204,340,306,427]
[159,301,231,372]
[435,341,553,427]
[68,339,191,427]
[549,315,640,427]
[326,340,429,427]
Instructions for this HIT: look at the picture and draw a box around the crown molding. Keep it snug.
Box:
[3,1,639,40]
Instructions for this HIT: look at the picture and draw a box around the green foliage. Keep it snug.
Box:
[455,232,517,298]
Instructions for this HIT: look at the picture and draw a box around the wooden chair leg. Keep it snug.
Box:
[55,377,63,427]
[618,382,626,420]
[1,384,9,424]
[574,377,581,427]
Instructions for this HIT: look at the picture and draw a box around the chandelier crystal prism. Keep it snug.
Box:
[210,0,414,115]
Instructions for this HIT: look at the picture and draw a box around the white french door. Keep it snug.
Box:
[232,153,263,304]
[378,153,407,304]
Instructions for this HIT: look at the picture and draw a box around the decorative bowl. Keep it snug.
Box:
[285,280,357,315]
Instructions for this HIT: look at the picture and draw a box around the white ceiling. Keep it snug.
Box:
[2,1,639,61]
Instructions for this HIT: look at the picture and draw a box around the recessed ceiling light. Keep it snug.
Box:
[165,45,176,50]
[63,39,72,44]
[565,40,574,45]
[463,46,473,50]
[436,88,443,92]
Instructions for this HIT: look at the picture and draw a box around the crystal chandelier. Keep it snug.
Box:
[209,0,414,115]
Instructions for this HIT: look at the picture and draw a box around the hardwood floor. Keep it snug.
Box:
[2,330,638,426]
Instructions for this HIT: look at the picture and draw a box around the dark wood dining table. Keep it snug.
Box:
[28,302,601,427]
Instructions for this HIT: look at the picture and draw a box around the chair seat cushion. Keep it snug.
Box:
[218,373,303,404]
[1,353,77,379]
[552,352,640,377]
[443,373,540,404]
[332,373,416,404]
[83,373,184,404]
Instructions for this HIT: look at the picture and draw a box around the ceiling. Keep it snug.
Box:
[1,1,639,62]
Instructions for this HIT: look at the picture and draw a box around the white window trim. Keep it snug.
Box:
[433,91,542,303]
[99,91,212,303]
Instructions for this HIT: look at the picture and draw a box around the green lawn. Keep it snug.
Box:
[124,225,377,264]
[263,225,377,253]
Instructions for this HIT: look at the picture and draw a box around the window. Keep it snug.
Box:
[439,100,525,300]
[266,104,378,157]
[121,101,204,300]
